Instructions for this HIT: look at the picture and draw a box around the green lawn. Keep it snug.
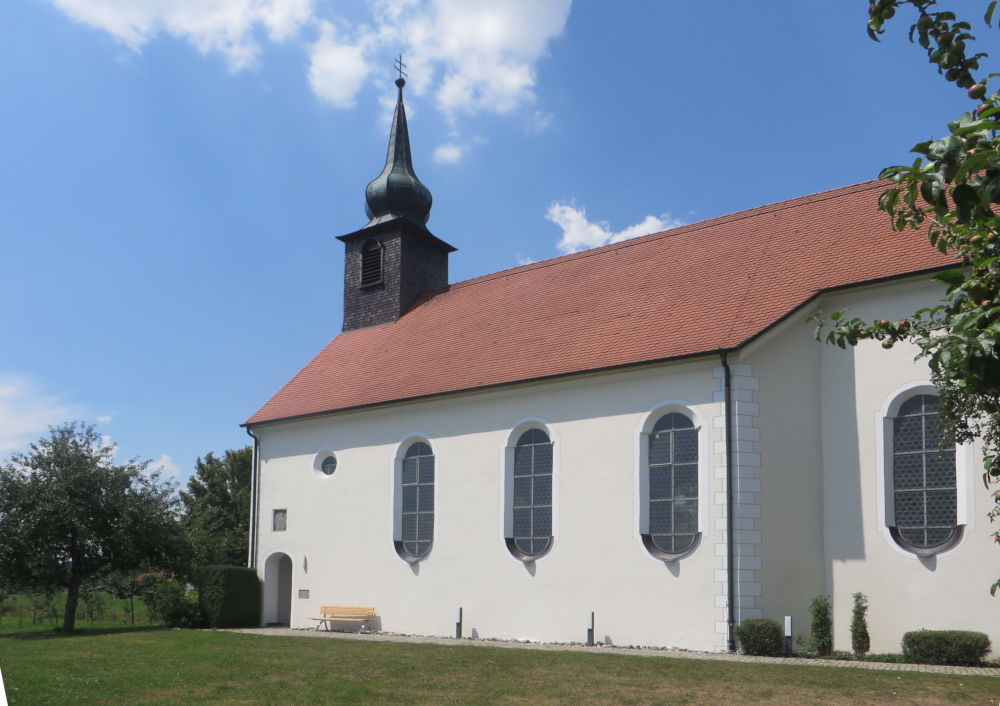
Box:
[0,628,997,705]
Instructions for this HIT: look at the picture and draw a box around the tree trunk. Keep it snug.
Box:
[63,572,83,632]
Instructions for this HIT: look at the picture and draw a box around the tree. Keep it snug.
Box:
[0,422,185,632]
[814,1,1000,593]
[179,447,252,568]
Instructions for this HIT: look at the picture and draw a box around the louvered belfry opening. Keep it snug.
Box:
[360,239,383,287]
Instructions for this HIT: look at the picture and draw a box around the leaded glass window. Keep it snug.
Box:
[399,441,434,559]
[508,428,553,559]
[891,394,958,551]
[644,413,698,557]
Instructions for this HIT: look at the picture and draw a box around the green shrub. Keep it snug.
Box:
[850,592,870,656]
[810,595,833,656]
[902,630,992,666]
[140,574,202,628]
[735,618,784,657]
[198,566,261,628]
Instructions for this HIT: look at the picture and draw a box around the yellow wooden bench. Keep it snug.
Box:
[310,605,376,632]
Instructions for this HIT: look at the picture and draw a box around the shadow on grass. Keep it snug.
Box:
[0,624,168,641]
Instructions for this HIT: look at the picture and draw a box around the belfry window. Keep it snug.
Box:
[642,412,699,560]
[360,239,383,287]
[395,441,434,561]
[506,428,553,560]
[889,393,961,555]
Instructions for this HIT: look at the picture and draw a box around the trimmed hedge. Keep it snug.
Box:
[735,618,784,657]
[901,630,992,666]
[199,566,261,628]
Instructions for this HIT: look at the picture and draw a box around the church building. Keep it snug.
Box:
[244,76,996,654]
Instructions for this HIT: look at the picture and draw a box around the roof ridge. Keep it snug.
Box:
[447,180,885,292]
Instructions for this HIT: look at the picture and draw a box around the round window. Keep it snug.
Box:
[320,454,337,476]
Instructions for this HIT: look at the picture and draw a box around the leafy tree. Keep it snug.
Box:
[180,447,252,568]
[815,1,1000,593]
[0,422,185,632]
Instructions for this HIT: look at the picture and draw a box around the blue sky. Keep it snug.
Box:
[0,1,980,484]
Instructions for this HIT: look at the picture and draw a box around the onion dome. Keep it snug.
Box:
[364,77,433,227]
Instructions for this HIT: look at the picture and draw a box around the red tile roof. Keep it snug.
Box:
[246,181,955,425]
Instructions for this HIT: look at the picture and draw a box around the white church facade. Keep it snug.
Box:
[244,77,996,654]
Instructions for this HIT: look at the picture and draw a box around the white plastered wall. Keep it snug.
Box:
[253,357,729,650]
[811,276,996,654]
[251,272,998,653]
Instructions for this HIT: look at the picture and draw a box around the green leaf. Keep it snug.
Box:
[933,269,966,288]
[986,1,997,26]
[954,151,998,181]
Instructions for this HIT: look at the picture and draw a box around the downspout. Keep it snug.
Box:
[721,351,736,652]
[245,426,261,570]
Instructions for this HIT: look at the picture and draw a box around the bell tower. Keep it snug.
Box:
[338,62,456,331]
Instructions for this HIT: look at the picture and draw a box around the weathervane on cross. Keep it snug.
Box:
[394,54,408,86]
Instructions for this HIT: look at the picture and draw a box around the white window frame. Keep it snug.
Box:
[875,381,973,559]
[634,401,708,563]
[312,447,339,477]
[390,434,437,563]
[500,418,559,563]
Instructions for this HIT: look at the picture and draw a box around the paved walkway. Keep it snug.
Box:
[226,627,999,677]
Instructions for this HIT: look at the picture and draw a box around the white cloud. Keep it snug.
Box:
[49,0,315,70]
[148,453,183,480]
[46,0,572,153]
[0,374,79,456]
[545,202,685,255]
[514,252,536,266]
[390,0,572,119]
[97,414,113,424]
[433,142,463,164]
[307,20,373,108]
[526,110,553,133]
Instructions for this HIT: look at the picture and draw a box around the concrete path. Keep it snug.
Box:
[226,627,999,677]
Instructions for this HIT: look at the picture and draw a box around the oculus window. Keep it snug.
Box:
[507,428,553,560]
[642,412,699,560]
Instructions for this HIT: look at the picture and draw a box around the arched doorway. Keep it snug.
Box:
[262,552,292,627]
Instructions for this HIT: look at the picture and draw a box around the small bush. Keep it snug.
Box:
[199,566,261,628]
[140,574,201,628]
[735,618,784,657]
[850,592,870,656]
[810,595,833,656]
[902,630,992,666]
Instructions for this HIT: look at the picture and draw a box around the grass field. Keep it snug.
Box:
[0,627,998,705]
[0,591,155,633]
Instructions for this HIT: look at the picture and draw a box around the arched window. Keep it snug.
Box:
[889,393,961,555]
[395,441,434,561]
[507,428,553,560]
[642,412,699,559]
[360,239,383,287]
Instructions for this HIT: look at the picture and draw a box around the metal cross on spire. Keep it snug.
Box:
[394,54,408,81]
